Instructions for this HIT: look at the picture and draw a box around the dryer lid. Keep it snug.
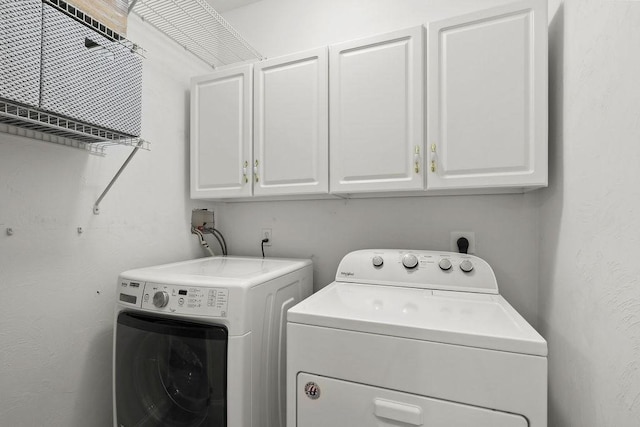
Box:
[119,256,311,288]
[288,282,547,357]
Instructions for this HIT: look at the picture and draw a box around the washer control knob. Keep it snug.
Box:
[372,256,384,267]
[438,258,452,271]
[402,254,419,269]
[460,260,474,273]
[153,291,170,308]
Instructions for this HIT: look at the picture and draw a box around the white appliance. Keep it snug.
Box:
[113,256,313,427]
[287,249,547,427]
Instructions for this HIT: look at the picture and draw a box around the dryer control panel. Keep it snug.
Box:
[117,280,229,317]
[335,249,498,294]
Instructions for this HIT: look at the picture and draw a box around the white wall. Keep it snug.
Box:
[0,15,212,427]
[216,196,541,321]
[215,0,543,325]
[223,0,514,58]
[539,1,640,426]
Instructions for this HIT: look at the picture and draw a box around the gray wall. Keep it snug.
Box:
[539,1,640,425]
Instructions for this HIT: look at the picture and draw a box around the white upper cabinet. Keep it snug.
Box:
[329,27,425,194]
[190,1,548,200]
[191,65,252,199]
[253,48,329,196]
[426,0,547,190]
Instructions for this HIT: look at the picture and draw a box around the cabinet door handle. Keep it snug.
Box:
[254,160,259,183]
[414,145,421,174]
[430,143,437,173]
[242,161,248,183]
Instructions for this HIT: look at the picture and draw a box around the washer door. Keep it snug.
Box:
[115,312,227,427]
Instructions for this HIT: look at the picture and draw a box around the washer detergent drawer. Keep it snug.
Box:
[297,373,528,427]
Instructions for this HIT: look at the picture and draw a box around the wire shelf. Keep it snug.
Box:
[0,100,150,155]
[131,0,263,68]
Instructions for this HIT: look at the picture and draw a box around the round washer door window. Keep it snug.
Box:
[115,312,227,427]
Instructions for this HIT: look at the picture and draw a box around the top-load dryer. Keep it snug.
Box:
[113,256,312,427]
[287,249,547,427]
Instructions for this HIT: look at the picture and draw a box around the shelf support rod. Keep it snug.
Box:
[93,141,143,215]
[128,0,139,14]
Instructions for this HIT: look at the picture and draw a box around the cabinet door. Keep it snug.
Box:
[426,0,547,190]
[330,27,424,194]
[191,66,252,199]
[254,48,329,196]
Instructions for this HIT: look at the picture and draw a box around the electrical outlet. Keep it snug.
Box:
[261,228,272,246]
[450,231,476,254]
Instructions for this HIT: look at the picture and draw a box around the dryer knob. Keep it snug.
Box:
[439,258,452,271]
[402,254,419,269]
[460,260,474,273]
[372,256,384,267]
[153,291,170,308]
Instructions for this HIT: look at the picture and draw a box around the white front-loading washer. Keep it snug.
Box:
[113,256,312,427]
[287,249,547,427]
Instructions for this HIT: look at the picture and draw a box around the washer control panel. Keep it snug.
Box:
[117,282,229,317]
[337,249,498,294]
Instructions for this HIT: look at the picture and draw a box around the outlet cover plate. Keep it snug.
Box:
[450,231,475,254]
[261,228,272,246]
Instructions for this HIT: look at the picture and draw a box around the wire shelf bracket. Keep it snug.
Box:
[130,0,264,68]
[93,140,144,214]
[0,99,151,215]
